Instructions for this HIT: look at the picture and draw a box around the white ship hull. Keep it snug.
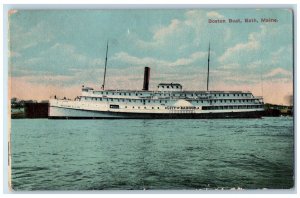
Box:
[49,106,125,118]
[49,99,264,119]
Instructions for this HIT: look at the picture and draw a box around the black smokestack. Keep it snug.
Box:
[142,67,150,91]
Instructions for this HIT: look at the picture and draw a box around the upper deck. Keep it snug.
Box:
[81,83,259,102]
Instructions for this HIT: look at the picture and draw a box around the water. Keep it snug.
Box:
[10,117,294,190]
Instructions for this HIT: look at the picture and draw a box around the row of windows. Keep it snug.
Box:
[111,105,263,110]
[212,93,250,97]
[159,85,181,89]
[84,97,169,103]
[82,96,258,104]
[209,99,257,103]
[202,105,263,110]
[95,91,148,96]
[123,106,160,110]
[83,97,158,103]
[93,91,251,98]
[195,99,257,104]
[119,106,199,110]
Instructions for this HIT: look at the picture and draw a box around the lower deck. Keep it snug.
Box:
[49,105,264,119]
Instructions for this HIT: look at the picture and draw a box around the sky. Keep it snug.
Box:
[8,9,293,105]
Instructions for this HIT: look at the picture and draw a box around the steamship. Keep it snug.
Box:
[49,43,264,119]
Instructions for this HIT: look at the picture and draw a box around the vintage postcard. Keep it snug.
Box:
[8,8,294,191]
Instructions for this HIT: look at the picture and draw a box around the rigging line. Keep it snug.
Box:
[207,42,210,91]
[102,40,109,90]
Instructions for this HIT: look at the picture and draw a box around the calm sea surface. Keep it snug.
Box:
[10,117,294,190]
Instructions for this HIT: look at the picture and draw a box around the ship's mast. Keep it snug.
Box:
[102,41,109,90]
[207,42,210,91]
